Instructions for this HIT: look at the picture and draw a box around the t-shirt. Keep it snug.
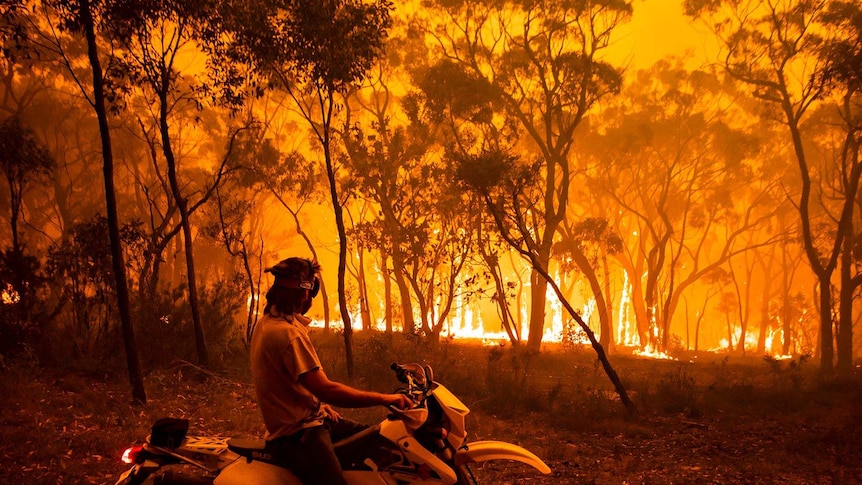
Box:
[250,312,327,440]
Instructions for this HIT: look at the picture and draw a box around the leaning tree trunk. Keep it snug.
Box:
[536,263,635,413]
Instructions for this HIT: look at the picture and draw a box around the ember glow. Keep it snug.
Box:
[1,283,19,305]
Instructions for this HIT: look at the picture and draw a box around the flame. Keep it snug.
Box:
[1,283,19,305]
[616,271,639,347]
[632,344,677,360]
[253,266,796,359]
[711,325,788,358]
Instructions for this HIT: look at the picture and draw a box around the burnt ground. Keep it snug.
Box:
[2,346,861,484]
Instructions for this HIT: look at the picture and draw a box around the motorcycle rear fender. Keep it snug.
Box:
[214,459,302,485]
[213,459,390,485]
[114,460,162,485]
[455,441,551,474]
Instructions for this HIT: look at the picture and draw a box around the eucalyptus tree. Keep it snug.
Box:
[239,116,333,331]
[456,148,634,410]
[0,115,54,340]
[412,64,532,346]
[0,0,146,402]
[554,217,623,351]
[685,0,854,373]
[339,49,487,342]
[819,1,862,374]
[417,0,631,351]
[0,116,54,254]
[581,62,780,352]
[220,0,393,377]
[342,102,474,342]
[103,0,261,368]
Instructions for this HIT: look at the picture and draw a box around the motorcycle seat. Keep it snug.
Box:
[227,439,273,462]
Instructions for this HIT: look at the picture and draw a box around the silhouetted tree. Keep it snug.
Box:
[0,115,53,253]
[456,148,635,412]
[222,0,393,377]
[820,0,862,376]
[581,63,781,352]
[556,217,623,351]
[687,0,857,373]
[418,0,631,351]
[0,0,149,401]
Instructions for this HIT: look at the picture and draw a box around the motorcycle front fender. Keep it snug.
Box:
[454,441,551,474]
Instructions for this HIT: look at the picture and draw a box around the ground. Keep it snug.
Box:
[2,343,861,484]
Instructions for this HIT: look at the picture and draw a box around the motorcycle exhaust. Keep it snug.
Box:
[152,470,215,485]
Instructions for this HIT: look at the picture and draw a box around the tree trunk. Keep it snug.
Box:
[159,91,208,369]
[357,249,372,330]
[526,268,547,351]
[783,101,836,373]
[837,230,854,376]
[602,253,615,352]
[391,254,415,335]
[382,253,393,334]
[781,244,793,355]
[816,274,834,370]
[570,247,612,350]
[80,0,145,403]
[485,251,520,346]
[756,254,774,355]
[320,93,354,378]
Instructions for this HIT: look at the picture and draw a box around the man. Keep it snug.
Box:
[250,257,412,485]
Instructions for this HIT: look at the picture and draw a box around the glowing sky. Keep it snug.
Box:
[612,0,717,69]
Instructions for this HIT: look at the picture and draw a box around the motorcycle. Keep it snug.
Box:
[116,362,551,484]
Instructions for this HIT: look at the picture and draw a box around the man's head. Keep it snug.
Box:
[263,257,321,316]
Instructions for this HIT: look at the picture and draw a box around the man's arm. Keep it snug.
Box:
[300,368,413,409]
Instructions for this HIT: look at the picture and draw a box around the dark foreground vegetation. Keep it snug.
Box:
[2,332,861,485]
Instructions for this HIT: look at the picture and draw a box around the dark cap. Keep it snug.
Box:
[264,257,320,295]
[264,258,304,279]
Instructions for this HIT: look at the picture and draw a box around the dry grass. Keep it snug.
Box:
[2,333,861,484]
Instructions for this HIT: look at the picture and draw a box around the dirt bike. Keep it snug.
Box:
[116,362,551,484]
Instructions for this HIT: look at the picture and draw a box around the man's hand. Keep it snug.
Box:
[385,393,414,410]
[321,403,342,422]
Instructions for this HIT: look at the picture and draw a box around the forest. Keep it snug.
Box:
[0,0,861,483]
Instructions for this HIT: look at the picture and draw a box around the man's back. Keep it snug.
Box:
[250,313,325,440]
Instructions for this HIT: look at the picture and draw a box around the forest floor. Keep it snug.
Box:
[2,335,862,484]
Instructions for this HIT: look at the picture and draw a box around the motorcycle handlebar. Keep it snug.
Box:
[390,362,431,408]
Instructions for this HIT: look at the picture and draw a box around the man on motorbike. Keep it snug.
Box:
[251,257,413,485]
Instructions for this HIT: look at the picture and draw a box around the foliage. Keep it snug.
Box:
[0,247,44,354]
[221,0,393,93]
[0,115,55,249]
[45,215,146,361]
[820,1,862,93]
[416,59,500,123]
[555,217,624,271]
[134,273,248,368]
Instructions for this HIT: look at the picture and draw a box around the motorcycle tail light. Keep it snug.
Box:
[122,445,143,464]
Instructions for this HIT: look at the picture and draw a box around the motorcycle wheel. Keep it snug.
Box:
[455,464,479,485]
[139,465,215,485]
